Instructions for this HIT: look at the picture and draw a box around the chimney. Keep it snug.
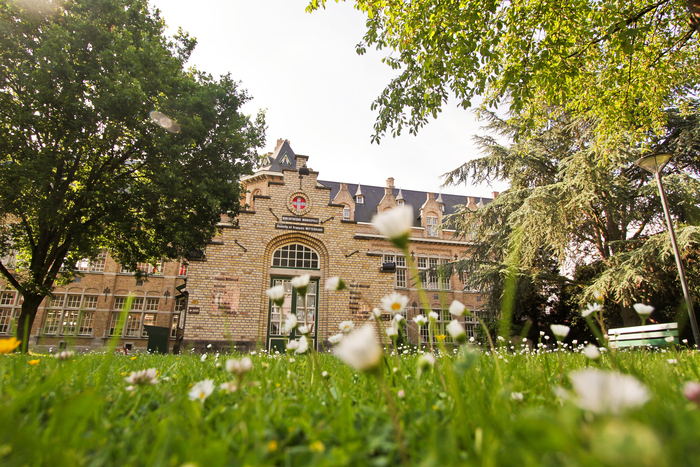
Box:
[386,177,395,188]
[492,191,500,199]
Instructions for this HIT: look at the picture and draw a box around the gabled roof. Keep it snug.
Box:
[263,140,297,172]
[319,180,492,225]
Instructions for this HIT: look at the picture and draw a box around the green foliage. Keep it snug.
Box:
[444,107,700,328]
[2,349,700,466]
[308,0,700,143]
[0,0,265,338]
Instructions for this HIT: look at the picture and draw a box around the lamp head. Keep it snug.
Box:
[635,153,673,174]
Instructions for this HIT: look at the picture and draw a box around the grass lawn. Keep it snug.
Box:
[2,340,700,466]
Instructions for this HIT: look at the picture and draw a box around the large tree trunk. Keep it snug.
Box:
[620,305,641,328]
[689,0,700,32]
[15,295,45,353]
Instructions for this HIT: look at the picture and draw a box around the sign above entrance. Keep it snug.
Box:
[275,223,324,233]
[287,191,312,216]
[281,215,320,224]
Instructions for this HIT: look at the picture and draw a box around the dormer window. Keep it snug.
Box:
[439,204,444,212]
[356,195,364,204]
[426,216,438,237]
[397,199,404,206]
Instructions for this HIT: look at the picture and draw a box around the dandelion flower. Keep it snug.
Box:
[124,368,158,386]
[266,285,286,306]
[28,359,40,365]
[380,292,409,315]
[282,314,298,333]
[569,369,649,415]
[413,315,427,326]
[582,303,601,317]
[449,300,467,317]
[550,324,570,341]
[291,274,311,296]
[371,205,414,249]
[0,337,21,354]
[189,379,215,401]
[633,303,654,318]
[339,320,354,334]
[447,320,467,344]
[295,336,309,354]
[325,277,346,291]
[328,333,343,345]
[334,324,382,372]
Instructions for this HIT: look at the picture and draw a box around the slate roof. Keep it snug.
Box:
[259,140,492,226]
[318,181,492,225]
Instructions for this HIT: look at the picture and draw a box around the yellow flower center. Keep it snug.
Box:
[391,303,401,311]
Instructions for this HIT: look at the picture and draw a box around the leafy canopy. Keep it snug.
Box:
[308,0,700,143]
[0,0,265,338]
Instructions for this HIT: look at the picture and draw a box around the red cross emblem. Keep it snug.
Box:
[292,196,306,210]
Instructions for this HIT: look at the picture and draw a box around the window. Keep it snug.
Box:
[178,260,188,276]
[397,199,404,206]
[439,259,450,290]
[383,254,407,288]
[76,251,107,272]
[171,299,185,338]
[43,293,98,336]
[343,206,351,220]
[356,195,364,204]
[426,216,439,237]
[429,258,439,290]
[272,244,319,269]
[110,296,165,337]
[0,291,20,334]
[417,257,428,289]
[120,261,164,275]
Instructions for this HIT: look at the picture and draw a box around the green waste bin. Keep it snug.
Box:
[143,325,170,354]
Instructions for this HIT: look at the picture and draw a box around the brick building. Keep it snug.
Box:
[1,139,493,353]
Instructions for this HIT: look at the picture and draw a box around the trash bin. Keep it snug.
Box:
[143,325,170,354]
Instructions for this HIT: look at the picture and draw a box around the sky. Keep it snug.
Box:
[150,0,509,199]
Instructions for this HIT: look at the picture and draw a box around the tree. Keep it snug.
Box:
[308,0,700,143]
[444,107,700,329]
[0,0,265,348]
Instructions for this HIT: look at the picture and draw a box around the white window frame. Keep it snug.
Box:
[356,195,364,204]
[426,216,439,237]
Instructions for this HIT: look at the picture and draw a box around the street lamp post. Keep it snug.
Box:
[635,153,700,347]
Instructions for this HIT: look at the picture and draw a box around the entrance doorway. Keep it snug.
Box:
[267,277,318,352]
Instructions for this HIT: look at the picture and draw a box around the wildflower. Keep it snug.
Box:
[683,381,700,405]
[393,314,405,325]
[511,392,524,401]
[220,381,238,393]
[189,379,215,401]
[582,303,602,317]
[55,350,75,361]
[633,303,654,318]
[668,359,677,364]
[417,353,436,371]
[124,368,158,386]
[325,277,346,291]
[540,331,545,336]
[321,370,329,378]
[413,315,427,326]
[497,336,505,341]
[447,320,467,344]
[282,314,298,333]
[449,300,467,317]
[0,338,21,354]
[295,336,309,354]
[569,369,649,415]
[291,274,310,296]
[200,354,207,362]
[328,333,343,344]
[593,290,603,301]
[266,285,286,306]
[385,321,399,338]
[226,357,253,375]
[130,356,137,360]
[371,204,414,249]
[370,308,382,320]
[397,389,405,398]
[380,292,409,315]
[267,440,278,452]
[286,340,299,351]
[298,325,310,335]
[334,324,382,372]
[550,324,570,341]
[583,344,601,360]
[206,344,212,349]
[428,311,439,322]
[665,336,675,343]
[339,320,354,334]
[309,440,325,453]
[28,359,40,365]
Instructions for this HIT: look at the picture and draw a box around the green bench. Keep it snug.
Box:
[608,322,678,349]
